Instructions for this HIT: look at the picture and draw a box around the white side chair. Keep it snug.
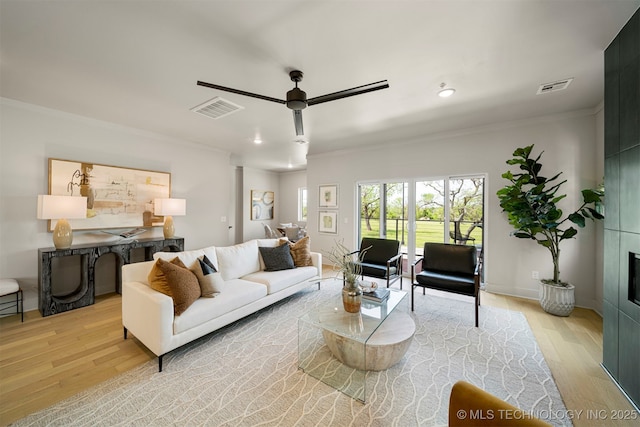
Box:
[0,279,23,322]
[262,223,279,239]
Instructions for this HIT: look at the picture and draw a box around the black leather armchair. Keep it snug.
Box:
[349,238,403,288]
[411,243,481,327]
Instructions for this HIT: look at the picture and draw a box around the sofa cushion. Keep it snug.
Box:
[216,240,260,281]
[259,243,295,271]
[190,255,223,297]
[173,279,267,334]
[415,270,475,295]
[154,246,219,271]
[148,257,187,296]
[156,258,201,315]
[285,236,313,267]
[360,262,397,278]
[243,266,318,294]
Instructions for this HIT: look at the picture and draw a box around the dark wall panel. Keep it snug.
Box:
[603,6,640,410]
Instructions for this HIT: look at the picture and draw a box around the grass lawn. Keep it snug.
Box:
[360,219,483,249]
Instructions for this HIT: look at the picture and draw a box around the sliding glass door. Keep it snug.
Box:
[358,182,408,242]
[359,176,484,278]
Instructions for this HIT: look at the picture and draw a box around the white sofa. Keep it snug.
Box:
[122,239,322,371]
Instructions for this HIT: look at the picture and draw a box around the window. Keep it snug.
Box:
[298,187,307,221]
[358,176,485,277]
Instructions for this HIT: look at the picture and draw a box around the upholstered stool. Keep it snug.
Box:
[0,279,24,322]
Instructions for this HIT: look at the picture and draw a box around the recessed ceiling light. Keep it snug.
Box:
[254,137,262,144]
[437,82,456,98]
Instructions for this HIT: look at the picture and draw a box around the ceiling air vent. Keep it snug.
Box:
[191,97,244,119]
[536,78,573,95]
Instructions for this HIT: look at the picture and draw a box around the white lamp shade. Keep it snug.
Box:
[37,195,87,220]
[154,198,186,216]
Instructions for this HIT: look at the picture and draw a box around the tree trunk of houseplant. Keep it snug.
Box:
[539,281,575,316]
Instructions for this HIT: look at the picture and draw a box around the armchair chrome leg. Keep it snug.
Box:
[123,327,128,340]
[159,355,164,372]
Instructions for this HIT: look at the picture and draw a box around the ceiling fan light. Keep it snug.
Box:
[438,88,456,98]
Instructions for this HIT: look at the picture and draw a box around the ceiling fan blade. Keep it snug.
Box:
[307,80,389,106]
[293,110,304,136]
[197,81,286,105]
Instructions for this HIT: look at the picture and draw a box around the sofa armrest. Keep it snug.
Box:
[122,281,174,357]
[310,251,322,279]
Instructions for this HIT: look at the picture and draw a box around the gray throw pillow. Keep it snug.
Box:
[259,244,295,271]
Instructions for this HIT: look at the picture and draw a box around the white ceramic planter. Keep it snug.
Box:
[539,281,575,317]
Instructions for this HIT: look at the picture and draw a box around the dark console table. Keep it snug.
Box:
[38,237,184,317]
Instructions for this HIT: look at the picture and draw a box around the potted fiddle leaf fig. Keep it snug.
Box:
[496,144,604,316]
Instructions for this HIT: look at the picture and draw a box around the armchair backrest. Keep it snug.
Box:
[423,243,476,276]
[360,238,400,265]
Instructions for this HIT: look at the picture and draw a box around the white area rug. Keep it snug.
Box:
[13,279,570,426]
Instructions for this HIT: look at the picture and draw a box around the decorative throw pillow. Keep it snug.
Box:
[148,257,188,296]
[286,235,313,267]
[190,255,224,297]
[258,243,295,271]
[157,258,201,316]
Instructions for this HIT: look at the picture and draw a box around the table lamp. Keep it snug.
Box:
[154,198,186,238]
[37,195,88,249]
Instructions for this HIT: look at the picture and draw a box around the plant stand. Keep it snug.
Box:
[539,281,575,317]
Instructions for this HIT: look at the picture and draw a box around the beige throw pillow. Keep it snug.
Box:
[286,236,313,267]
[190,255,223,297]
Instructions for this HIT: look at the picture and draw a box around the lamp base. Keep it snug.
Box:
[163,216,175,239]
[53,218,73,249]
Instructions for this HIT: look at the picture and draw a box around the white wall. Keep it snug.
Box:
[0,98,605,313]
[306,109,604,309]
[241,167,280,242]
[278,170,307,225]
[0,99,234,311]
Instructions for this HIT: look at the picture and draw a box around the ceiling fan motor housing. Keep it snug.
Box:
[286,87,307,110]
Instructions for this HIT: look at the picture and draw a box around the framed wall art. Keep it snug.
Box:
[251,190,275,220]
[319,184,338,208]
[48,158,171,230]
[318,210,338,234]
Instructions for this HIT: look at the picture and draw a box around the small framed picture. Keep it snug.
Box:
[319,184,338,208]
[318,211,338,234]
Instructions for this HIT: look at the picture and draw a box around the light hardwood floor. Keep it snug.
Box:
[1,286,637,426]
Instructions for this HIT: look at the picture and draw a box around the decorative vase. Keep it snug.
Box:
[539,281,575,317]
[342,282,362,313]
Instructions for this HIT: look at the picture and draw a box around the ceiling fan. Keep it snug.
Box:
[197,70,389,136]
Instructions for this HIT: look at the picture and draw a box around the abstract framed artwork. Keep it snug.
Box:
[251,190,275,220]
[318,210,338,234]
[48,158,171,230]
[319,184,338,208]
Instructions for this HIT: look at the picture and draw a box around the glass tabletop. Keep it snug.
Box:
[299,288,407,344]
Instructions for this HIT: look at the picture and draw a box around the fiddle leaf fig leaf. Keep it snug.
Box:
[561,227,578,240]
[568,212,585,227]
[513,232,532,239]
[582,189,602,203]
